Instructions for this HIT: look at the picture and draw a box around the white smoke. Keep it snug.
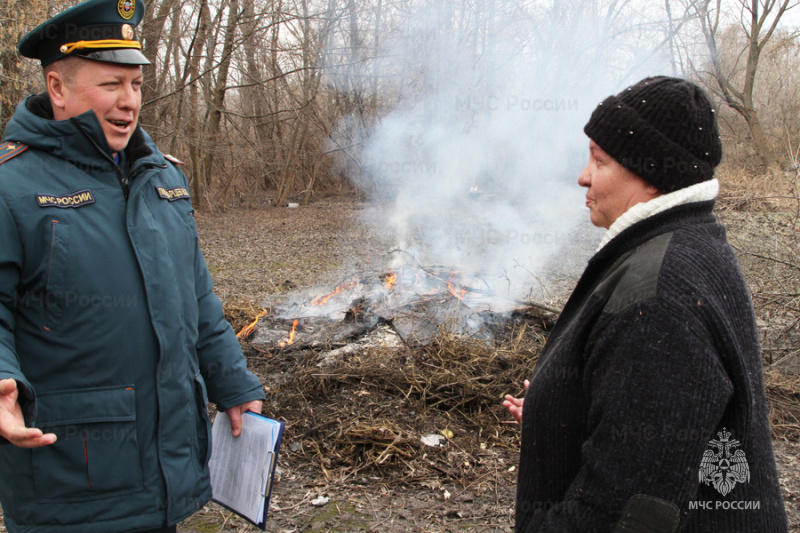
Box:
[328,0,672,303]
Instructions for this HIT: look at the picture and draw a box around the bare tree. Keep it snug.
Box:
[185,0,210,200]
[139,0,182,130]
[0,0,49,132]
[692,0,799,168]
[7,0,797,207]
[199,0,239,202]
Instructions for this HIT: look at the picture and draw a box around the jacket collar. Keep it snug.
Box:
[589,200,717,274]
[597,179,720,251]
[554,201,718,324]
[3,93,157,170]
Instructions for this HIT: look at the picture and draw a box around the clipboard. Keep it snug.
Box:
[209,411,285,530]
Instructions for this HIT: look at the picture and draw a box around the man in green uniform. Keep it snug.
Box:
[0,1,266,531]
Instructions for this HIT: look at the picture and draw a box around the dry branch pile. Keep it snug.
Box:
[245,315,548,488]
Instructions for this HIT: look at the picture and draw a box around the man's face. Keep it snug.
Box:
[577,140,660,229]
[53,60,143,156]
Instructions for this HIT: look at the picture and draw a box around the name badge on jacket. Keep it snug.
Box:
[36,189,95,208]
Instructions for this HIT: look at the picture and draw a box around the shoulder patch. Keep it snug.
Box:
[595,232,674,315]
[156,186,191,201]
[164,154,185,166]
[0,142,29,165]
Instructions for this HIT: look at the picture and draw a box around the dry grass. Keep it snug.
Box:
[717,161,800,209]
[715,169,800,470]
[260,315,548,486]
[767,372,800,441]
[716,169,800,370]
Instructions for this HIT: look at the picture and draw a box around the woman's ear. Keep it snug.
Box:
[645,182,662,199]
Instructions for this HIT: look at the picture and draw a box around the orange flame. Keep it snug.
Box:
[237,309,268,339]
[447,282,467,299]
[310,281,356,306]
[385,273,397,290]
[447,271,466,299]
[279,320,299,347]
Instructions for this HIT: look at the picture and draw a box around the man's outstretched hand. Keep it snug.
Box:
[0,379,56,448]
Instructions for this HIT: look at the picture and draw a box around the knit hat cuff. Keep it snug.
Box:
[584,95,715,193]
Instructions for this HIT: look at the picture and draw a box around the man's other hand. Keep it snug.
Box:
[0,379,56,448]
[225,400,264,437]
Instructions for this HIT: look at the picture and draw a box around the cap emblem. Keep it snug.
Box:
[121,24,134,40]
[118,0,135,20]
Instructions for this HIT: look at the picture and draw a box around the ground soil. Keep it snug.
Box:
[0,194,797,533]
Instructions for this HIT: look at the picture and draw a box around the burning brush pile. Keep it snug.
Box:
[232,256,559,483]
[237,255,559,352]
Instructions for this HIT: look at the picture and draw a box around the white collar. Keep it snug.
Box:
[597,179,719,252]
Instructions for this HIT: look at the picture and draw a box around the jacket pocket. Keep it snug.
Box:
[31,385,143,502]
[43,219,69,333]
[193,373,212,469]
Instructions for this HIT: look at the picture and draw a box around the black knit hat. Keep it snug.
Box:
[583,76,722,193]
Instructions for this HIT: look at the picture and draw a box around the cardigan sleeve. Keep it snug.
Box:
[527,298,733,532]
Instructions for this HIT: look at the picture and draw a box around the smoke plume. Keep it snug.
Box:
[329,0,672,303]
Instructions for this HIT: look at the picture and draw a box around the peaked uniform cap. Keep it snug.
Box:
[18,0,150,67]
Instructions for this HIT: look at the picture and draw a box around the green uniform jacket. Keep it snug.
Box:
[0,95,266,532]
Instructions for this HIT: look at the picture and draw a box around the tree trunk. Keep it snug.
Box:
[268,0,285,192]
[186,0,209,203]
[139,0,181,127]
[242,1,270,147]
[201,0,239,199]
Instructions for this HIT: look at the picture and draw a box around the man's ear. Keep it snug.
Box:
[46,71,67,115]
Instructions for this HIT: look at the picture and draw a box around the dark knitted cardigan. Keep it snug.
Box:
[515,200,788,532]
